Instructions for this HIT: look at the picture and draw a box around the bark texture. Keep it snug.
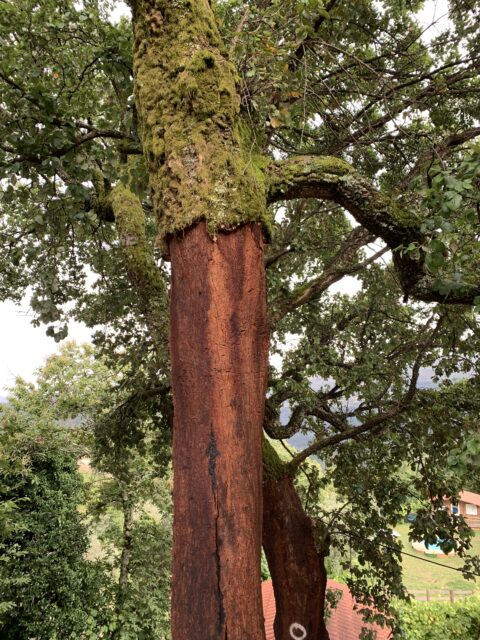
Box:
[263,454,329,640]
[169,222,269,640]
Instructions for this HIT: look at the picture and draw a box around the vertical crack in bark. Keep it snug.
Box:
[207,428,226,637]
[207,430,218,496]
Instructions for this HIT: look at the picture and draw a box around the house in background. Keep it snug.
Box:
[444,490,480,529]
[262,579,390,640]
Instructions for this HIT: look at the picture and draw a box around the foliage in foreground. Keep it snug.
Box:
[0,344,172,639]
[0,405,107,638]
[1,0,480,633]
[393,597,480,639]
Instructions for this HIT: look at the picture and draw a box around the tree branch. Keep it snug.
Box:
[287,313,445,472]
[398,126,480,190]
[270,226,386,326]
[229,8,250,56]
[329,63,480,153]
[289,0,340,71]
[106,183,169,368]
[0,128,134,169]
[266,155,480,304]
[264,401,305,440]
[264,245,296,268]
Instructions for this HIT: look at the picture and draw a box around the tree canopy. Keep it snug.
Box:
[1,1,480,638]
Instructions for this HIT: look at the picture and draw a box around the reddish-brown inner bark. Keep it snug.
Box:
[169,221,269,640]
[263,474,330,640]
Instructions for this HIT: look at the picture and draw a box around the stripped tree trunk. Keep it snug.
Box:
[263,443,330,640]
[169,222,269,639]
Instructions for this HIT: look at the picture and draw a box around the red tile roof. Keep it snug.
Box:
[262,580,276,639]
[262,579,391,640]
[459,491,480,508]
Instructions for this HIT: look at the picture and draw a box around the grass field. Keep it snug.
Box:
[397,522,480,593]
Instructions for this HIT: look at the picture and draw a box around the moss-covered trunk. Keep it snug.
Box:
[263,442,330,640]
[131,0,266,254]
[131,2,270,636]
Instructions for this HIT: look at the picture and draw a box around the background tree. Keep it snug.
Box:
[0,378,107,639]
[0,344,173,639]
[88,362,172,640]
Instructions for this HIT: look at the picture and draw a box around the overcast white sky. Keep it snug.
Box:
[0,1,450,394]
[0,301,93,394]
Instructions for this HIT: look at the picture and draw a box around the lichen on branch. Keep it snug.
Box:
[266,156,480,304]
[107,182,169,363]
[263,437,289,481]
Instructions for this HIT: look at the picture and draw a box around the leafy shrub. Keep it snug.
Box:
[0,416,109,639]
[392,597,480,639]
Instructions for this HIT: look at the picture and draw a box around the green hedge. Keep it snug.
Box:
[393,597,480,639]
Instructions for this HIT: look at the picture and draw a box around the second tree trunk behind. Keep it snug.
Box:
[263,467,330,640]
